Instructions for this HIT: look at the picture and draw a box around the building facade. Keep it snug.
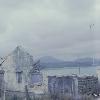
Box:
[48,75,98,96]
[1,46,43,94]
[78,76,98,95]
[48,76,78,96]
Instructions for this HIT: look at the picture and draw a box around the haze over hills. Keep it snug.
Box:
[39,56,63,63]
[39,56,66,69]
[40,56,100,69]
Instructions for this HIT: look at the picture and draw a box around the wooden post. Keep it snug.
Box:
[25,85,31,100]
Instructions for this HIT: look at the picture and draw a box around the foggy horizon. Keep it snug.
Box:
[0,0,100,60]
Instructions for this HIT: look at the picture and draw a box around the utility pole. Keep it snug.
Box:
[90,24,95,66]
[77,57,80,75]
[79,65,80,75]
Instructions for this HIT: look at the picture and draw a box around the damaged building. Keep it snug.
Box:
[0,46,43,100]
[48,75,98,96]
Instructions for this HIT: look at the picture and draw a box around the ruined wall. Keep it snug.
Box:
[0,70,5,100]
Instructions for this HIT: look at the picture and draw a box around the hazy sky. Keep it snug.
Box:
[0,0,100,60]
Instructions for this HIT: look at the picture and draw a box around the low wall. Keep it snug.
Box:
[5,90,37,100]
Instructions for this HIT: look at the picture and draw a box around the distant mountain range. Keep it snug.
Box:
[40,56,63,63]
[40,56,100,69]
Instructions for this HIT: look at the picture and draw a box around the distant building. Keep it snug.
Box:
[48,75,98,96]
[48,76,78,96]
[96,69,100,82]
[78,76,98,95]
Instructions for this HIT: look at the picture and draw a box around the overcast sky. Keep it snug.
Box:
[0,0,100,60]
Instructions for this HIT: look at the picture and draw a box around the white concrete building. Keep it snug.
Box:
[0,46,43,94]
